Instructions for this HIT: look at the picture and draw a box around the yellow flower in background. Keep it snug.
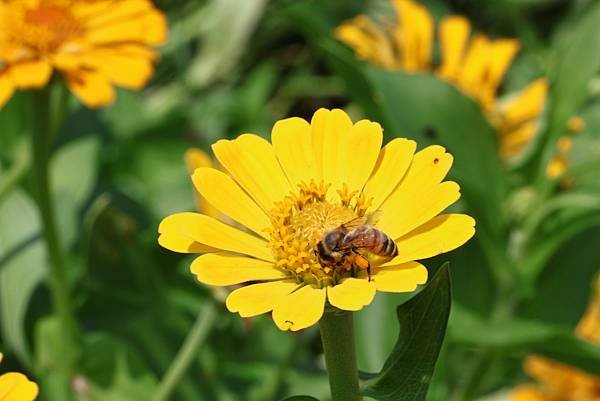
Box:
[511,277,600,401]
[159,108,475,331]
[336,0,548,160]
[0,353,39,401]
[0,0,167,108]
[545,117,585,180]
[335,0,433,72]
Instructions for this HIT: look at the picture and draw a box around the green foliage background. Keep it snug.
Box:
[0,0,599,400]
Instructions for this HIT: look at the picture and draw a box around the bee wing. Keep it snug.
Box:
[340,216,368,231]
[344,228,379,248]
[365,210,382,226]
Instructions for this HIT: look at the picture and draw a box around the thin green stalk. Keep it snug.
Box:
[152,302,217,401]
[319,309,362,401]
[31,88,78,378]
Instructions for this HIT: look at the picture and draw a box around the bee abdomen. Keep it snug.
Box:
[376,232,397,257]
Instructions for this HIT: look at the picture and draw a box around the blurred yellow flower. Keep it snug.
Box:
[336,0,548,159]
[159,108,475,331]
[567,116,586,135]
[511,277,600,401]
[0,353,39,401]
[545,117,585,180]
[0,0,167,108]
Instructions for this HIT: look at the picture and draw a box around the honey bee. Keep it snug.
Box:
[316,216,397,280]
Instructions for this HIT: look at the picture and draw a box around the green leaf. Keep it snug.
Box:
[450,307,600,376]
[361,263,452,401]
[279,397,320,401]
[0,189,47,368]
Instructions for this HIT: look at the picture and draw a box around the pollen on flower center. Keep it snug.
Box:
[268,181,373,288]
[11,4,81,53]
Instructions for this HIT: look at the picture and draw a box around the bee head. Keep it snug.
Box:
[323,229,344,251]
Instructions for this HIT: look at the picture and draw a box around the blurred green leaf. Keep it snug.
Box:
[522,225,600,326]
[535,0,600,180]
[450,309,600,376]
[355,292,412,373]
[362,263,451,401]
[279,396,320,401]
[0,189,46,367]
[51,135,100,206]
[79,333,158,401]
[284,3,389,125]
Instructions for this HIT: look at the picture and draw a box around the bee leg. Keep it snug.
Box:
[367,263,371,282]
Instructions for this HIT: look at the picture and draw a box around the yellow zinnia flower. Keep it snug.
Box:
[159,108,475,331]
[0,353,39,401]
[511,277,600,401]
[336,0,548,160]
[0,0,167,108]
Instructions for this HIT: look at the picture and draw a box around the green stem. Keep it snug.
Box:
[31,89,78,377]
[152,302,217,401]
[319,310,362,401]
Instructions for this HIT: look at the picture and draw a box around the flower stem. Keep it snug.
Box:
[319,310,362,401]
[152,302,217,401]
[31,88,78,376]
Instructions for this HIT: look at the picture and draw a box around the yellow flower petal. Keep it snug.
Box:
[310,108,353,188]
[377,145,454,238]
[184,148,220,218]
[64,69,115,108]
[510,386,548,401]
[191,253,286,286]
[327,278,376,311]
[185,148,213,173]
[158,212,273,261]
[335,16,398,69]
[272,285,326,331]
[485,39,520,97]
[11,59,52,89]
[334,119,383,195]
[498,79,548,128]
[438,16,470,80]
[499,121,538,159]
[393,0,434,71]
[84,2,167,45]
[456,34,490,97]
[385,214,476,265]
[372,261,428,293]
[77,47,156,89]
[192,168,271,238]
[0,72,15,108]
[379,181,461,240]
[271,117,319,188]
[363,138,416,211]
[212,134,292,211]
[0,372,39,401]
[157,233,217,254]
[226,281,297,318]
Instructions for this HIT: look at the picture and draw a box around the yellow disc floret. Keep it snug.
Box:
[268,181,372,288]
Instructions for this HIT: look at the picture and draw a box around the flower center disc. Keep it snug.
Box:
[268,181,372,288]
[8,3,81,54]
